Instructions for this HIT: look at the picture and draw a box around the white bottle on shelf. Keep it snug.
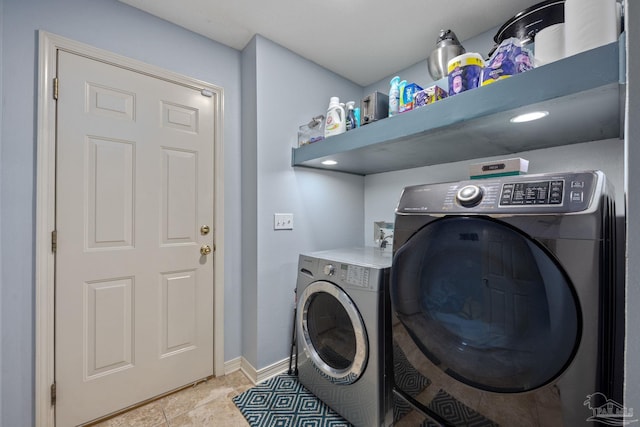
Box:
[324,97,346,138]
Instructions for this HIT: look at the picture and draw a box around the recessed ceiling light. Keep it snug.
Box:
[510,111,549,123]
[321,160,338,165]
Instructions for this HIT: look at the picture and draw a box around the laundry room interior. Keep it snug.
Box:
[1,0,639,426]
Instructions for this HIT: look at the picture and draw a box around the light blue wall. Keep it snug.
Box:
[363,27,499,98]
[0,0,4,419]
[360,27,630,240]
[246,35,365,368]
[0,0,637,424]
[364,139,624,248]
[240,36,259,368]
[363,16,635,411]
[0,1,243,425]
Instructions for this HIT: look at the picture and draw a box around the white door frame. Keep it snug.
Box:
[35,31,225,427]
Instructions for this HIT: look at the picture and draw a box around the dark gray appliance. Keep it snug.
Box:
[296,247,393,426]
[360,91,388,125]
[390,171,622,427]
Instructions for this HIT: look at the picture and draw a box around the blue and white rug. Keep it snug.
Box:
[233,374,351,426]
[234,369,498,427]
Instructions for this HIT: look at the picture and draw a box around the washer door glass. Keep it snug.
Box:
[299,281,368,385]
[391,216,580,392]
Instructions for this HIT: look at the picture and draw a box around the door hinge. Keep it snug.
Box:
[51,230,57,253]
[50,382,56,406]
[53,77,59,100]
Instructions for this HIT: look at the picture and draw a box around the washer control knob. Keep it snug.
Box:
[457,185,483,207]
[323,264,336,276]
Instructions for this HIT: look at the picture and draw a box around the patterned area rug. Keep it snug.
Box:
[393,342,498,426]
[393,342,431,421]
[234,366,498,427]
[424,390,499,427]
[233,374,351,426]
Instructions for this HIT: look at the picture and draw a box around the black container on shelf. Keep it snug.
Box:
[494,0,565,46]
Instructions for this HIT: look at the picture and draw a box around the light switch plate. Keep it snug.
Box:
[274,213,294,230]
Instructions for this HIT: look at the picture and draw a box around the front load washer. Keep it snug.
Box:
[296,247,393,427]
[390,171,623,427]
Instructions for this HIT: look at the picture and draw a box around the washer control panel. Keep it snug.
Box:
[320,262,371,289]
[323,264,336,276]
[340,263,370,288]
[322,263,371,288]
[397,171,600,214]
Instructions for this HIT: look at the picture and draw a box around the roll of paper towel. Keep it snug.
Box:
[616,1,623,36]
[535,23,565,66]
[565,0,618,58]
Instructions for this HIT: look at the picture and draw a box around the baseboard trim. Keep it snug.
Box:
[224,356,293,384]
[224,357,242,375]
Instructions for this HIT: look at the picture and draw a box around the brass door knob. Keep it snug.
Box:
[200,245,212,256]
[200,225,210,235]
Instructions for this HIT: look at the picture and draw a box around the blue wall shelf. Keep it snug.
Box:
[292,41,623,176]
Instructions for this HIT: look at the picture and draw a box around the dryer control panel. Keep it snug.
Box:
[397,171,601,214]
[499,179,565,206]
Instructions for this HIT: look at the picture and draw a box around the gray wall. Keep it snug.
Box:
[0,0,243,425]
[624,0,639,414]
[245,35,365,368]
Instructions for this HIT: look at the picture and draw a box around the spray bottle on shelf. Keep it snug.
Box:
[398,79,408,112]
[345,101,357,131]
[324,96,346,138]
[389,76,401,117]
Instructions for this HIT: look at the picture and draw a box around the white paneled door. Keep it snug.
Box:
[55,50,215,426]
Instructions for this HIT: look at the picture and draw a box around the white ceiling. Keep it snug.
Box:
[118,0,539,86]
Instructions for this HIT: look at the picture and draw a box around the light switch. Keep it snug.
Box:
[274,213,294,230]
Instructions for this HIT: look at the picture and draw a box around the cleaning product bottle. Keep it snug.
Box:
[398,79,408,112]
[324,97,346,138]
[345,101,356,131]
[388,76,401,117]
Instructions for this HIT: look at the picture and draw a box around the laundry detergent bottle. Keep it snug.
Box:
[324,96,346,138]
[388,76,401,117]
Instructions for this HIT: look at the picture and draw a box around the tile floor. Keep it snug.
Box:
[90,370,253,427]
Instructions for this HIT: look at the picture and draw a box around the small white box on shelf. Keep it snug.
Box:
[469,158,529,179]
